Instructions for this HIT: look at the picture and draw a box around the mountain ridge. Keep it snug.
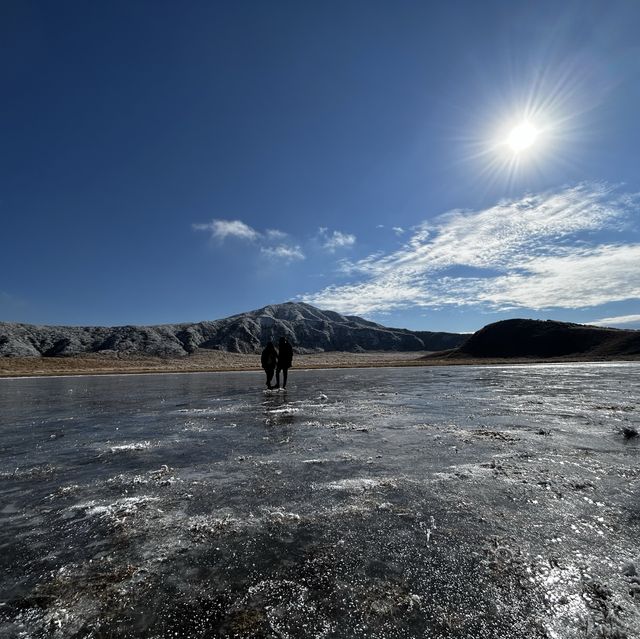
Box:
[0,302,465,358]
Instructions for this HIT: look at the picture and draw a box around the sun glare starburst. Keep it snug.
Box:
[455,55,593,192]
[506,121,539,153]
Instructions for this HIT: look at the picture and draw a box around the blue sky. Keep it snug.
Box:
[1,0,639,332]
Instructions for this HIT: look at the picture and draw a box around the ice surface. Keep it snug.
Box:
[0,363,639,638]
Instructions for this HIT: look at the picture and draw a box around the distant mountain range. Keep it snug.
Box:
[440,318,640,359]
[0,302,465,358]
[3,307,637,361]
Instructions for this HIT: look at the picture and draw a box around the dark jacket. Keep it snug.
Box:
[277,338,293,368]
[261,343,277,369]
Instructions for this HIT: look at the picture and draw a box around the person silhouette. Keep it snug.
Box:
[261,341,277,389]
[275,336,293,389]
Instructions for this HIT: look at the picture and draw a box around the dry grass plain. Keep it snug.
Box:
[1,349,637,378]
[0,350,434,378]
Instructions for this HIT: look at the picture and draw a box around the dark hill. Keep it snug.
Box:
[443,319,640,359]
[0,302,465,358]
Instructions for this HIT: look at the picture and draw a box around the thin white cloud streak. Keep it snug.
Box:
[193,219,304,261]
[589,314,640,327]
[471,244,640,309]
[261,245,305,261]
[392,226,405,236]
[302,183,640,314]
[266,229,288,240]
[193,219,259,242]
[318,228,356,251]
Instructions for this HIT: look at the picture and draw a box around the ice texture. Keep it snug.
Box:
[0,363,639,638]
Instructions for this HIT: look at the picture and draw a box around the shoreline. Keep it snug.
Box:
[1,351,638,379]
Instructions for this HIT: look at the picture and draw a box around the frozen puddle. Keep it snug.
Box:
[107,440,153,453]
[314,477,398,492]
[1,363,639,637]
[73,495,161,521]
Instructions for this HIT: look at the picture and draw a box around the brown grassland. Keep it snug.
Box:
[1,350,637,378]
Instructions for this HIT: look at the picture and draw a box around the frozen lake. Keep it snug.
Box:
[1,363,639,638]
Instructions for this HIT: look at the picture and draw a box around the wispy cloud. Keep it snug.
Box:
[193,219,304,261]
[261,245,305,262]
[302,183,640,314]
[589,314,640,327]
[266,229,288,240]
[318,227,356,252]
[193,219,259,242]
[392,226,405,236]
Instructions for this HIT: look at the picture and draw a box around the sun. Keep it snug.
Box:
[506,121,539,153]
[463,58,587,188]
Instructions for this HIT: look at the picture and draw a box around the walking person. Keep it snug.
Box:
[261,341,277,389]
[275,336,293,389]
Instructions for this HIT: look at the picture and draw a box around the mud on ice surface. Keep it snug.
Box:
[0,363,639,638]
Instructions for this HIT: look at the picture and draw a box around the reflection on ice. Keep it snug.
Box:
[0,363,639,637]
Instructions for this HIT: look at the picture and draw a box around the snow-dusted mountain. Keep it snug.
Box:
[0,302,465,357]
